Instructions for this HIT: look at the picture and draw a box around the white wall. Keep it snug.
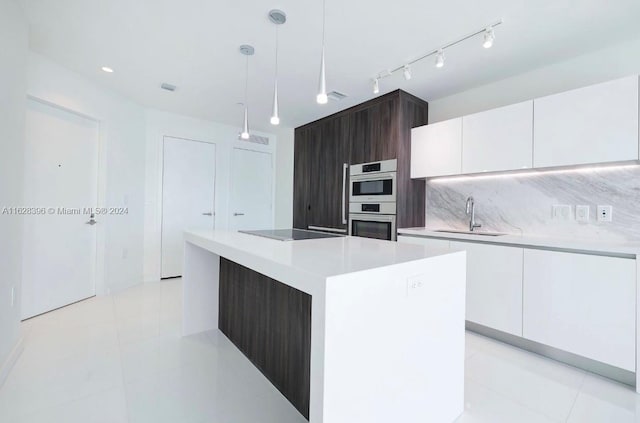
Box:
[27,52,146,294]
[429,36,640,123]
[143,110,278,282]
[0,0,28,374]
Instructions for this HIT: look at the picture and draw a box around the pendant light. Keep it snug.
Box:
[269,10,286,125]
[239,45,254,140]
[316,0,328,104]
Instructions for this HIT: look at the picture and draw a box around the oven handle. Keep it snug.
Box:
[308,225,347,234]
[349,171,396,181]
[342,163,348,225]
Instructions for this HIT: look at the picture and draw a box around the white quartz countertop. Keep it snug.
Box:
[185,229,456,279]
[398,227,640,257]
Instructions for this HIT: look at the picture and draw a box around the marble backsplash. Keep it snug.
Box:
[425,165,640,242]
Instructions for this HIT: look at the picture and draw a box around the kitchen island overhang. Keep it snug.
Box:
[183,230,466,423]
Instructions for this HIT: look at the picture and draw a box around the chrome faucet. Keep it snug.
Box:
[465,196,482,232]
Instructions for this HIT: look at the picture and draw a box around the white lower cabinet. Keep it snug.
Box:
[450,242,524,336]
[522,249,636,371]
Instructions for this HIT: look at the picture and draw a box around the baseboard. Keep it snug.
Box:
[0,337,24,388]
[466,321,635,387]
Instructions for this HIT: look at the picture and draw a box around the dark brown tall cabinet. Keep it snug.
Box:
[293,90,429,234]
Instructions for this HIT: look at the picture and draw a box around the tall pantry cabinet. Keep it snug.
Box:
[293,90,429,233]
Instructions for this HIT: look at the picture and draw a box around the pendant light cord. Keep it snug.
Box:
[275,25,279,81]
[244,54,249,107]
[321,0,326,47]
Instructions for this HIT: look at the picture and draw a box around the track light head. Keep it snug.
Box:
[435,49,445,68]
[373,78,380,94]
[483,27,495,49]
[403,65,411,81]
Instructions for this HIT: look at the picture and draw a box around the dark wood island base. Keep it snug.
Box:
[218,257,312,419]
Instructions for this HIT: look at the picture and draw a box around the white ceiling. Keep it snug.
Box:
[19,0,640,131]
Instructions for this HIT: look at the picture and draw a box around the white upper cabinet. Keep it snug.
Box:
[533,76,639,168]
[411,118,462,178]
[462,101,533,173]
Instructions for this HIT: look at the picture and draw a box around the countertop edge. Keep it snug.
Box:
[397,228,640,258]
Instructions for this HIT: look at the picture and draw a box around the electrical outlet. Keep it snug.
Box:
[597,205,613,222]
[552,205,572,220]
[407,275,427,297]
[576,205,590,222]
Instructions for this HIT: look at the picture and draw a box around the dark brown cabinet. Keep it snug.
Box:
[219,258,312,419]
[294,90,429,233]
[292,126,311,230]
[307,115,350,231]
[350,95,399,163]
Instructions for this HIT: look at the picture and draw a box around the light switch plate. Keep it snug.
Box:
[576,205,590,222]
[552,205,572,220]
[597,205,613,222]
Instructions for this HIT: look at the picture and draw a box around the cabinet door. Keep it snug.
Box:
[308,115,350,231]
[349,97,398,164]
[523,249,636,371]
[462,101,533,173]
[293,127,311,229]
[450,241,523,336]
[533,76,639,168]
[397,235,450,250]
[411,118,462,178]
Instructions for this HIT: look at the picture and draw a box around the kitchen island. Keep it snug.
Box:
[182,229,466,423]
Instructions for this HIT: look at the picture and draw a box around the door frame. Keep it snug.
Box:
[158,136,217,279]
[25,95,106,297]
[228,146,276,229]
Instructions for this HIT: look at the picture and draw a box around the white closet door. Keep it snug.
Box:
[229,148,273,231]
[22,99,99,319]
[161,137,216,278]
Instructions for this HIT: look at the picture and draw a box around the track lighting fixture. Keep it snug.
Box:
[269,9,286,125]
[435,50,445,68]
[483,27,495,49]
[403,65,412,81]
[239,44,254,140]
[316,0,328,104]
[370,19,502,87]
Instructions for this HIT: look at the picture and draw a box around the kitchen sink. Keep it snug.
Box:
[432,229,506,237]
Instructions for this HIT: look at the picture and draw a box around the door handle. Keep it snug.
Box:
[233,212,245,216]
[85,213,97,225]
[341,163,348,225]
[202,212,213,216]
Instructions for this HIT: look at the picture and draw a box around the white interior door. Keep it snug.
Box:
[22,99,99,319]
[161,137,216,278]
[229,148,273,230]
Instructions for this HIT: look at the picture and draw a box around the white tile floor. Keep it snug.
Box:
[1,279,638,422]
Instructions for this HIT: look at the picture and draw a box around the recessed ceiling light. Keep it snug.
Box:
[101,66,114,73]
